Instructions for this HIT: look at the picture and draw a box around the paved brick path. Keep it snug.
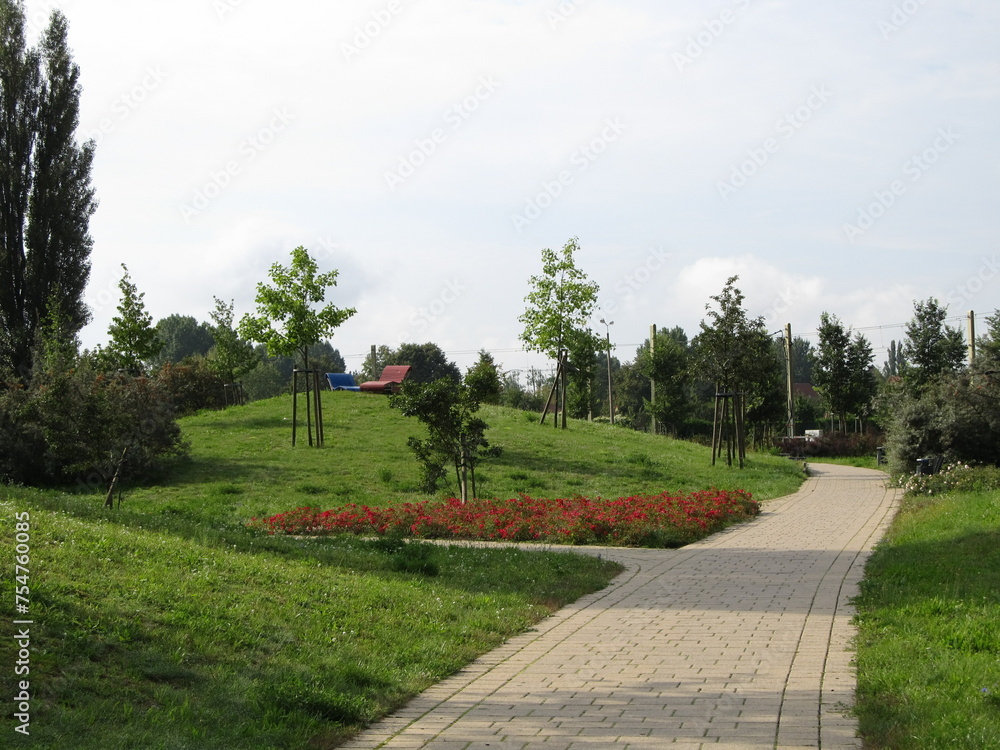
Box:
[341,464,900,750]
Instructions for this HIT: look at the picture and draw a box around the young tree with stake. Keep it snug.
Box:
[239,246,356,444]
[518,237,600,427]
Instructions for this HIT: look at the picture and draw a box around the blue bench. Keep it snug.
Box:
[325,373,361,391]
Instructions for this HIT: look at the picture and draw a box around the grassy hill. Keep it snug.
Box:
[1,392,805,749]
[128,391,805,524]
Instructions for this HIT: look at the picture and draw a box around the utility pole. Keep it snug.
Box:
[968,311,976,365]
[600,318,614,424]
[649,324,657,435]
[785,323,795,438]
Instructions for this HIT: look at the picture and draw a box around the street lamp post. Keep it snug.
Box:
[600,318,614,425]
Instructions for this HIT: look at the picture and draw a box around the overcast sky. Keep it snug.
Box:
[26,0,1000,374]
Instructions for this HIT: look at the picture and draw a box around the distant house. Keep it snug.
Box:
[793,383,822,402]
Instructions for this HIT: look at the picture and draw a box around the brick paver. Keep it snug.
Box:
[341,464,900,750]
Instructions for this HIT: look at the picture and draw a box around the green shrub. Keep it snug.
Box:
[883,369,1000,474]
[155,358,227,415]
[893,463,1000,496]
[0,359,188,490]
[775,430,883,458]
[0,378,45,484]
[242,360,289,401]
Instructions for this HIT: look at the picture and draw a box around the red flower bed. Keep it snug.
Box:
[249,489,759,548]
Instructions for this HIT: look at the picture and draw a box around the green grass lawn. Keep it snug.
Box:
[1,393,805,749]
[129,391,806,524]
[854,488,1000,749]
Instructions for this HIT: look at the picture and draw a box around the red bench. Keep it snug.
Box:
[359,365,412,394]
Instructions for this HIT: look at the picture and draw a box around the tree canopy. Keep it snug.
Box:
[519,237,601,424]
[692,277,775,465]
[693,276,772,394]
[902,297,966,390]
[389,341,460,384]
[238,246,356,371]
[977,310,1000,365]
[206,297,259,384]
[153,314,214,367]
[813,312,877,429]
[103,265,162,375]
[518,237,600,365]
[638,328,691,433]
[465,349,503,405]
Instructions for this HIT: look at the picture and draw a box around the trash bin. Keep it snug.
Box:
[916,458,931,475]
[876,447,886,466]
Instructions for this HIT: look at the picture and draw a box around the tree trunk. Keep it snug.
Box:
[459,460,468,503]
[104,445,130,508]
[303,349,313,446]
[560,351,568,429]
[711,389,720,466]
[469,464,477,502]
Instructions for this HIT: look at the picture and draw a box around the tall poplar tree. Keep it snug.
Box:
[0,4,96,378]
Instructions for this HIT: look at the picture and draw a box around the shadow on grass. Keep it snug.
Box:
[23,591,376,748]
[150,456,281,486]
[494,446,668,485]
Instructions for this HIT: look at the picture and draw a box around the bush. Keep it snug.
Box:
[883,389,943,475]
[893,462,1000,496]
[156,358,227,415]
[882,369,1000,475]
[0,359,188,491]
[775,430,883,458]
[498,381,544,412]
[243,360,289,402]
[0,378,45,484]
